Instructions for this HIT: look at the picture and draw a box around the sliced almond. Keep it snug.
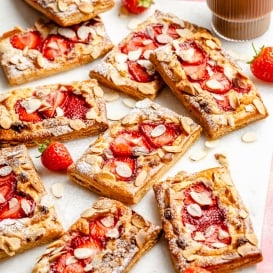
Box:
[134,170,147,187]
[20,98,42,114]
[239,209,249,219]
[58,28,76,40]
[253,98,266,115]
[189,149,207,161]
[78,2,94,14]
[241,132,257,143]
[156,34,173,44]
[103,90,120,102]
[190,191,212,206]
[51,183,64,198]
[100,215,115,228]
[128,49,142,61]
[0,193,6,204]
[151,124,166,137]
[186,203,202,217]
[9,198,18,209]
[74,248,95,259]
[122,98,136,108]
[131,213,146,228]
[115,162,132,178]
[0,165,12,176]
[21,199,31,215]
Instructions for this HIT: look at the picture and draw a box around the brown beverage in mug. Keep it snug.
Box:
[206,0,273,41]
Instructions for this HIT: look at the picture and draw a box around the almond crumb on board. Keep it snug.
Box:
[214,153,229,167]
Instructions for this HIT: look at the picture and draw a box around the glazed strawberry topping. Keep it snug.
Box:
[0,165,35,221]
[176,39,251,110]
[127,60,153,83]
[140,122,182,148]
[10,30,42,50]
[104,157,137,182]
[109,130,151,157]
[50,212,122,273]
[16,88,89,122]
[42,35,72,61]
[181,182,231,248]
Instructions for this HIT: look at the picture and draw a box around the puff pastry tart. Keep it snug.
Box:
[0,17,113,86]
[0,144,64,260]
[23,0,115,27]
[149,31,268,139]
[32,197,162,273]
[67,99,202,204]
[89,10,204,100]
[153,167,263,273]
[0,79,108,147]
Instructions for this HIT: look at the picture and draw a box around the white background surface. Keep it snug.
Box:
[0,0,273,272]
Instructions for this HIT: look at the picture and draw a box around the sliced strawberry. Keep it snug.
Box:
[110,130,152,157]
[15,100,43,123]
[140,122,182,148]
[167,23,183,40]
[51,251,84,273]
[10,30,42,50]
[178,40,207,65]
[0,170,16,202]
[61,92,89,119]
[42,35,72,61]
[41,90,67,118]
[202,66,232,94]
[104,157,136,182]
[71,234,102,252]
[183,62,209,82]
[127,60,153,83]
[0,194,35,220]
[151,23,181,44]
[213,95,234,112]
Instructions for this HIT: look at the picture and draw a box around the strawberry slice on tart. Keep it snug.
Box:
[10,30,42,50]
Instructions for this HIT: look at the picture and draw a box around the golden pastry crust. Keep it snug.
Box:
[0,144,64,260]
[89,10,204,100]
[0,79,108,147]
[0,17,113,86]
[153,167,263,273]
[24,0,115,27]
[32,197,162,273]
[149,30,268,139]
[68,99,202,204]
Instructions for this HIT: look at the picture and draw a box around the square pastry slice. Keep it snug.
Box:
[153,167,263,273]
[0,144,64,260]
[23,0,115,27]
[0,17,113,86]
[32,197,162,273]
[89,10,205,100]
[149,30,268,139]
[0,79,108,147]
[68,99,202,204]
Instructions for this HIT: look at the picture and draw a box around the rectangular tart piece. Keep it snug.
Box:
[149,30,268,139]
[0,17,113,86]
[67,99,202,204]
[0,79,108,147]
[153,167,263,273]
[0,144,64,260]
[32,197,162,273]
[89,10,205,100]
[23,0,115,27]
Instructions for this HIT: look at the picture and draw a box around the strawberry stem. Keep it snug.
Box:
[36,140,50,157]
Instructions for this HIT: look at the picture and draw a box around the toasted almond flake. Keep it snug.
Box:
[189,149,207,161]
[107,108,125,121]
[77,26,93,41]
[237,243,253,256]
[214,153,229,167]
[253,99,266,115]
[239,209,249,219]
[57,0,68,11]
[0,165,12,176]
[204,139,219,149]
[156,34,173,44]
[131,214,146,228]
[211,242,227,248]
[186,203,202,217]
[84,263,93,272]
[95,172,116,183]
[106,228,120,238]
[9,198,18,209]
[128,49,142,61]
[246,233,258,246]
[0,193,5,204]
[20,98,42,114]
[81,208,96,218]
[74,248,95,259]
[218,229,230,240]
[100,215,114,228]
[103,90,120,102]
[205,226,215,237]
[56,107,64,117]
[21,199,31,215]
[122,97,136,108]
[151,124,166,137]
[190,191,212,206]
[66,256,77,265]
[36,53,46,68]
[58,28,76,39]
[51,183,64,198]
[69,119,86,131]
[135,230,147,248]
[241,132,257,143]
[114,53,127,64]
[115,162,132,178]
[134,170,147,187]
[163,145,183,153]
[78,2,94,14]
[193,231,205,241]
[93,86,104,98]
[127,18,141,30]
[176,28,193,37]
[4,237,21,252]
[93,199,113,210]
[245,104,254,112]
[206,79,223,90]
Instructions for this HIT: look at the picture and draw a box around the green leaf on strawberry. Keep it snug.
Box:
[121,0,153,14]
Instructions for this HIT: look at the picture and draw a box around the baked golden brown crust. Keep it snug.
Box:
[0,17,113,86]
[32,197,162,273]
[24,0,115,27]
[67,99,202,204]
[89,10,205,100]
[0,144,64,260]
[149,30,268,139]
[153,167,263,273]
[0,79,108,147]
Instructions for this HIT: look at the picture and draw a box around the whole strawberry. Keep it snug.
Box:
[249,44,273,82]
[38,141,73,171]
[121,0,153,14]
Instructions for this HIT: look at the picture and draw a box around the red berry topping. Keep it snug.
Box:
[184,267,212,273]
[127,60,153,83]
[42,35,72,61]
[140,122,182,148]
[121,0,153,14]
[10,30,42,50]
[15,100,43,123]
